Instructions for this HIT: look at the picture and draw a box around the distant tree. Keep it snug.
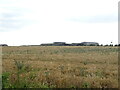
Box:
[90,44,95,46]
[0,44,8,46]
[110,42,113,46]
[114,44,118,46]
[104,44,108,46]
[110,44,113,46]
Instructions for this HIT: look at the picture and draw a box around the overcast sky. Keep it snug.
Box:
[0,0,119,46]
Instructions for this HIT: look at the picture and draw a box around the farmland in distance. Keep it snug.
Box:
[2,46,119,88]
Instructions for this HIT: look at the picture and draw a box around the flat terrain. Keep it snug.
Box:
[2,46,118,88]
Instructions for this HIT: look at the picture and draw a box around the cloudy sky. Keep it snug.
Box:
[0,0,119,46]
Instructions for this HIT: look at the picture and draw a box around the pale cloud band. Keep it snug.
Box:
[66,14,117,23]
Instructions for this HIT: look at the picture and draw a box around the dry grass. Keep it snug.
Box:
[2,46,118,88]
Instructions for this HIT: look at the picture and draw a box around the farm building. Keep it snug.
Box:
[80,42,99,46]
[41,42,67,46]
[71,43,82,46]
[41,43,53,46]
[40,42,99,46]
[53,42,66,46]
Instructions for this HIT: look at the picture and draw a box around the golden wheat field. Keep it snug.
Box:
[1,46,119,88]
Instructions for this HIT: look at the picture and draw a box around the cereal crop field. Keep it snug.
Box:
[1,46,119,88]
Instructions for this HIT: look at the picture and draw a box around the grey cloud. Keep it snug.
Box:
[0,9,33,32]
[1,13,22,18]
[0,15,21,32]
[0,19,34,32]
[0,19,22,28]
[2,7,32,14]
